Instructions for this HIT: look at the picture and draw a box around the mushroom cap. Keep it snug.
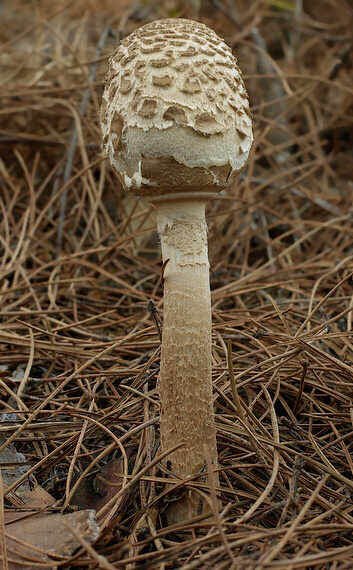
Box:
[100,18,253,199]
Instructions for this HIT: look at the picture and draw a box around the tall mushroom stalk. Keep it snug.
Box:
[100,18,253,523]
[156,197,216,508]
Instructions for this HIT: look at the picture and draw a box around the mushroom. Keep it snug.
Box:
[100,18,253,523]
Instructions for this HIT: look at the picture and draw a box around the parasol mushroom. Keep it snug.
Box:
[100,18,253,523]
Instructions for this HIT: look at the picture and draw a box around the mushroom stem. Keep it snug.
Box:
[154,197,218,522]
[100,16,253,526]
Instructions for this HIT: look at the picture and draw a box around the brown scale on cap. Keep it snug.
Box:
[100,18,253,198]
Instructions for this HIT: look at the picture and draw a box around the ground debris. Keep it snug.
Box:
[1,0,353,567]
[3,509,99,570]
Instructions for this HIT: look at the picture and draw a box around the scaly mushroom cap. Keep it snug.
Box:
[100,18,253,198]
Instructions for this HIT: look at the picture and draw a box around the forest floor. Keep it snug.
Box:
[1,0,353,568]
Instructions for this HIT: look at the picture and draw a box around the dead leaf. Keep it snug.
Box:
[0,434,55,510]
[70,458,124,512]
[19,485,55,509]
[0,435,30,497]
[3,509,99,570]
